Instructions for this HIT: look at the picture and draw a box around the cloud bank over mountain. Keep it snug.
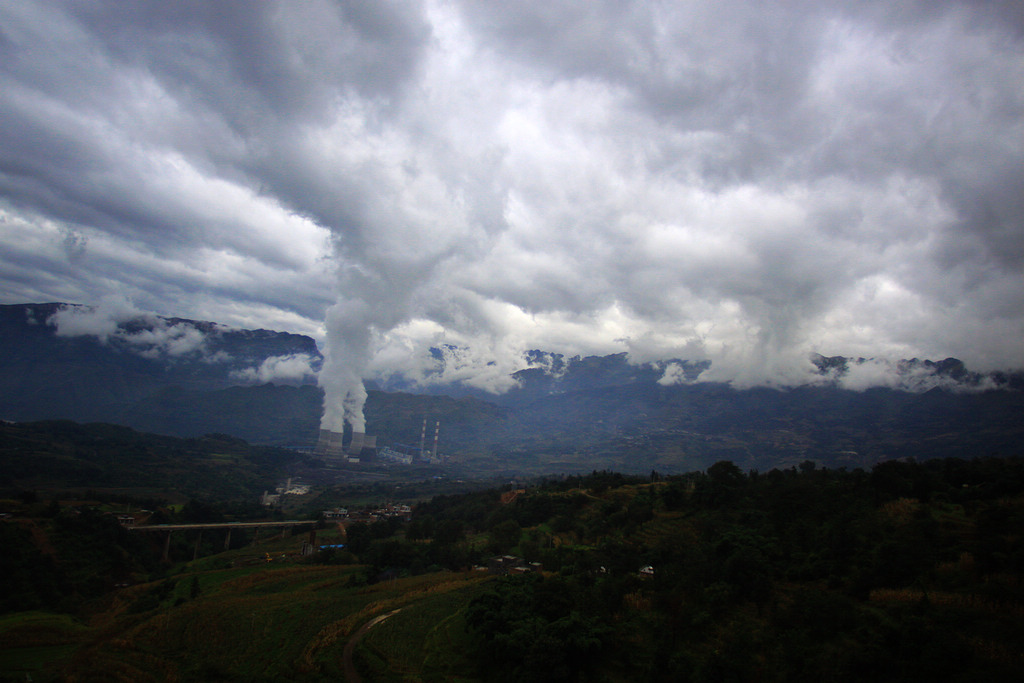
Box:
[48,297,216,359]
[21,301,1019,400]
[1,1,1023,413]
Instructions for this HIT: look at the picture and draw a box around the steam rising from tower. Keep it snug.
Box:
[319,299,373,434]
[314,136,469,440]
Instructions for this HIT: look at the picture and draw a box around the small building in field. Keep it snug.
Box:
[487,555,542,575]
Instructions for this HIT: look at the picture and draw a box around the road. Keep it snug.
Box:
[342,608,402,683]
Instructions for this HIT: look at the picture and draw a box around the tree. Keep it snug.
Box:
[701,460,746,507]
[434,519,465,545]
[345,522,372,554]
[707,460,745,486]
[490,519,522,553]
[466,575,610,682]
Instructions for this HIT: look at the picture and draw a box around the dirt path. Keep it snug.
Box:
[20,519,58,557]
[342,608,402,683]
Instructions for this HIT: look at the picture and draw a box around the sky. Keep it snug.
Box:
[1,1,1023,419]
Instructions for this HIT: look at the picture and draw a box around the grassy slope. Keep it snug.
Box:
[0,532,491,682]
[6,464,1024,681]
[0,612,89,676]
[358,581,486,682]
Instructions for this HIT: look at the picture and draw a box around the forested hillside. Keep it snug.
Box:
[350,457,1024,680]
[0,420,313,501]
[5,456,1022,681]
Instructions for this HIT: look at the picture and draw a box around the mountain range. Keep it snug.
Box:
[2,302,1023,475]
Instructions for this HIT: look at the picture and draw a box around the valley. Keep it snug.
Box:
[3,458,1024,681]
[3,303,1024,680]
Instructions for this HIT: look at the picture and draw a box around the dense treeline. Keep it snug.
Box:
[0,493,288,614]
[0,505,157,613]
[5,456,1024,680]
[0,420,312,501]
[333,457,1024,681]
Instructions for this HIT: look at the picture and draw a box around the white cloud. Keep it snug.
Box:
[231,354,319,385]
[657,362,689,387]
[48,296,145,342]
[47,296,218,360]
[0,0,1021,404]
[838,358,998,393]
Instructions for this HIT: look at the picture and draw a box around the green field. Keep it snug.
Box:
[6,457,1024,681]
[358,581,485,681]
[0,612,89,678]
[0,533,493,682]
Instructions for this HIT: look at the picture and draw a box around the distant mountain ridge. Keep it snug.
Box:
[375,346,1021,404]
[0,302,321,425]
[2,302,1023,476]
[810,353,1023,392]
[370,348,711,405]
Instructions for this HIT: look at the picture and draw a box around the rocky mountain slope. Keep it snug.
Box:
[2,302,1023,475]
[0,302,321,424]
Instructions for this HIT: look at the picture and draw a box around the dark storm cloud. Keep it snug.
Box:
[65,0,429,120]
[0,1,430,246]
[445,0,1024,376]
[0,0,1021,396]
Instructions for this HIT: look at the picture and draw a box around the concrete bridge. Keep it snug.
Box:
[129,520,319,561]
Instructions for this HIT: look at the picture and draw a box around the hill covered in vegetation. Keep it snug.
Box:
[0,303,321,425]
[0,420,314,502]
[3,456,1023,681]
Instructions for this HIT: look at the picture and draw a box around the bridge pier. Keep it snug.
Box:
[302,530,318,556]
[130,520,319,561]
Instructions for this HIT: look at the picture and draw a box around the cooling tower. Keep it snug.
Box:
[348,431,366,455]
[328,430,344,454]
[316,428,331,453]
[316,429,345,456]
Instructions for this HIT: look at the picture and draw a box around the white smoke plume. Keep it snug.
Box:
[319,299,374,433]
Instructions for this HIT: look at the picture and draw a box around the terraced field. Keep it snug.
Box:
[0,536,493,682]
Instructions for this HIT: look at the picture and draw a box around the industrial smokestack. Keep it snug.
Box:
[419,418,426,457]
[432,421,440,461]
